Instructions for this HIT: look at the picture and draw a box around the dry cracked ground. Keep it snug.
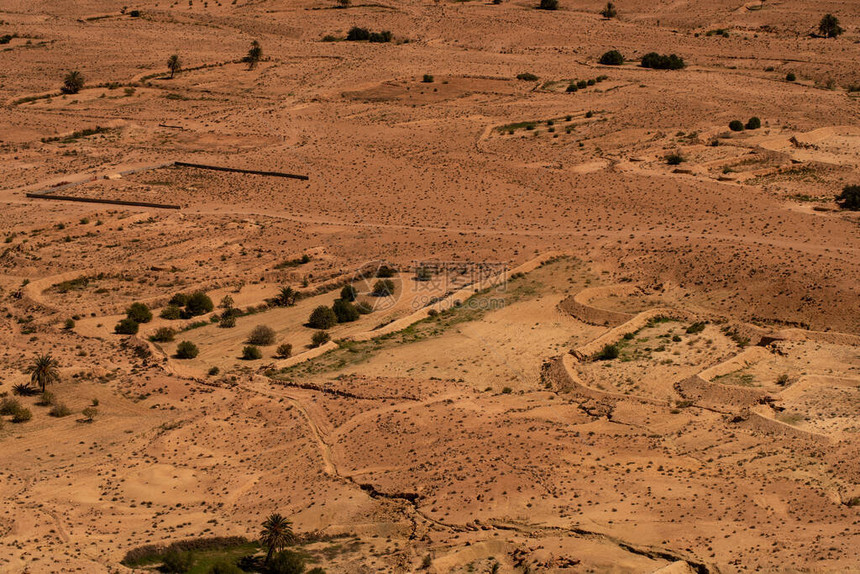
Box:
[0,0,858,572]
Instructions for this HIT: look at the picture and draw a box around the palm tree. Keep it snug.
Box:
[167,54,182,79]
[245,40,262,70]
[28,354,60,393]
[260,513,295,564]
[273,286,297,307]
[61,71,85,94]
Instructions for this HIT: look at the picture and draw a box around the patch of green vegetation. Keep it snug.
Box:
[775,412,805,426]
[121,537,257,569]
[42,126,115,144]
[274,253,311,269]
[272,261,564,379]
[50,274,104,293]
[712,369,757,387]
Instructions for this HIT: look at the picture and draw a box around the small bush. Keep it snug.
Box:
[594,343,619,361]
[309,305,338,329]
[786,72,796,82]
[276,343,293,358]
[340,284,357,301]
[241,345,262,360]
[12,407,32,423]
[49,403,72,418]
[368,31,392,43]
[62,70,85,94]
[538,0,558,10]
[356,301,373,314]
[247,325,276,345]
[12,383,36,396]
[599,50,624,65]
[169,293,189,306]
[37,391,55,406]
[81,406,97,422]
[422,74,434,83]
[640,52,685,70]
[219,313,237,328]
[600,1,616,18]
[372,279,395,296]
[665,153,684,165]
[346,26,370,41]
[745,116,761,130]
[208,366,220,376]
[126,302,152,323]
[64,318,75,330]
[332,299,360,323]
[376,265,396,278]
[835,185,860,211]
[185,292,214,316]
[175,341,199,359]
[160,305,182,320]
[115,318,139,335]
[685,322,706,334]
[311,331,330,347]
[728,120,745,132]
[150,327,176,342]
[516,72,539,81]
[0,397,22,415]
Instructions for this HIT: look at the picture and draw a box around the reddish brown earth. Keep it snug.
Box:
[0,0,857,572]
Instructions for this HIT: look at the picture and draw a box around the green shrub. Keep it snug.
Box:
[538,0,558,10]
[369,31,392,43]
[665,153,684,165]
[219,313,237,328]
[209,561,244,574]
[356,301,373,314]
[308,305,338,329]
[516,72,539,81]
[64,318,75,330]
[160,305,182,320]
[728,120,745,132]
[372,279,395,296]
[49,402,71,417]
[241,345,262,360]
[311,331,330,347]
[640,52,685,70]
[185,292,214,316]
[265,550,305,574]
[62,70,85,94]
[836,185,860,211]
[12,407,32,423]
[818,13,843,38]
[150,327,176,342]
[376,265,396,278]
[276,343,293,358]
[332,299,360,323]
[115,318,139,335]
[594,343,619,361]
[169,293,189,307]
[786,72,796,82]
[37,391,55,406]
[600,1,616,17]
[126,302,152,323]
[422,74,434,83]
[599,50,624,65]
[208,366,220,376]
[162,548,193,573]
[576,79,587,89]
[0,397,22,415]
[685,322,706,334]
[175,341,199,359]
[247,325,276,345]
[745,117,761,130]
[340,284,357,301]
[81,406,97,422]
[346,26,370,41]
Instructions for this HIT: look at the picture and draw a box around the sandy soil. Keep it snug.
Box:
[0,0,858,572]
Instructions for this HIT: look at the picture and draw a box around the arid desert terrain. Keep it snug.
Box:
[0,0,858,572]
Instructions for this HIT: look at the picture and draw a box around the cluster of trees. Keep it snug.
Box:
[836,185,859,211]
[640,52,685,70]
[116,301,154,335]
[160,291,215,320]
[346,27,392,42]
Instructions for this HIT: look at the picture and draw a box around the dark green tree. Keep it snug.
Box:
[167,54,182,79]
[62,71,85,94]
[836,185,860,211]
[818,14,843,38]
[245,40,263,70]
[260,513,296,565]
